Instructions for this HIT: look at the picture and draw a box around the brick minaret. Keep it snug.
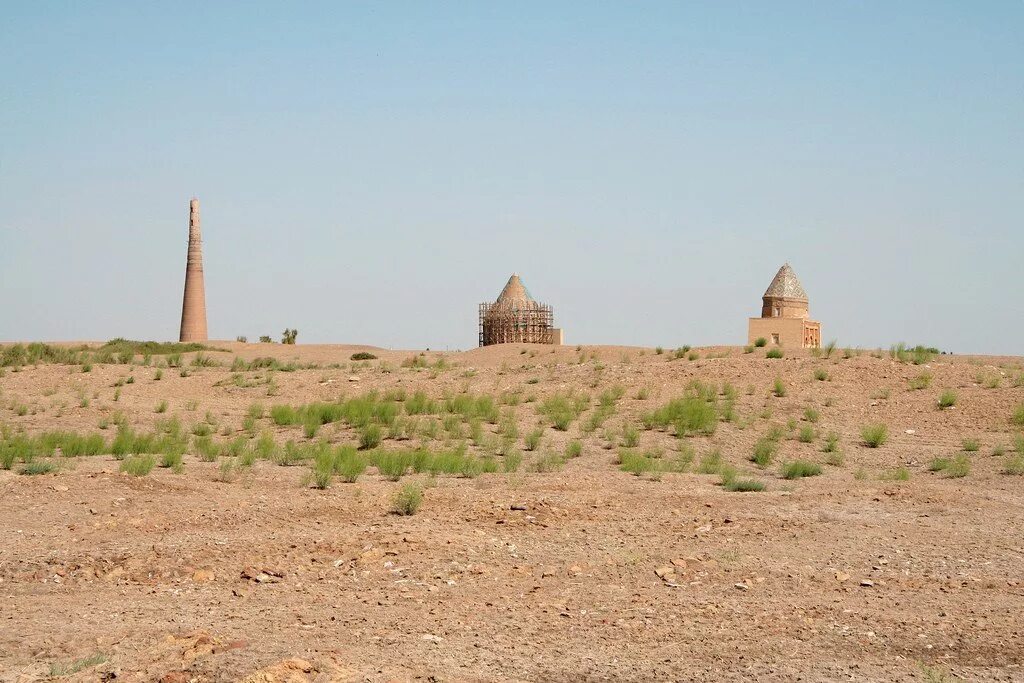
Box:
[178,198,208,342]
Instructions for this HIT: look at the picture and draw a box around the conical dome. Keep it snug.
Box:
[495,273,535,305]
[763,263,807,300]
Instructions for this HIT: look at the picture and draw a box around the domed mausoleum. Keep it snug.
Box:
[478,274,563,346]
[747,263,821,348]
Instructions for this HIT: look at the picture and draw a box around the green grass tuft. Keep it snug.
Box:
[861,423,888,448]
[392,482,423,515]
[781,459,822,479]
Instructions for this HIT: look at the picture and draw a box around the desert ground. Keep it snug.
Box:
[1,340,1023,682]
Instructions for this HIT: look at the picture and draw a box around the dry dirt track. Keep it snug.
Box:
[1,342,1023,682]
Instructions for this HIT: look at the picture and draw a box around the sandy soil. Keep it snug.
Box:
[1,342,1023,682]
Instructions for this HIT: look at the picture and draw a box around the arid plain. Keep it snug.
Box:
[1,341,1023,682]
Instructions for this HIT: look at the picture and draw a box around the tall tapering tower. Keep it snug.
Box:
[179,198,208,342]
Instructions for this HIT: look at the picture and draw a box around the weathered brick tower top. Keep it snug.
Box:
[178,198,208,342]
[760,263,809,320]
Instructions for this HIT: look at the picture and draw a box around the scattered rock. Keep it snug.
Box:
[654,566,675,579]
[835,571,851,583]
[192,569,215,583]
[241,567,284,583]
[734,582,750,591]
[860,579,875,587]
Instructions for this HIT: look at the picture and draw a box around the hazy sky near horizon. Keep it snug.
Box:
[2,2,1022,353]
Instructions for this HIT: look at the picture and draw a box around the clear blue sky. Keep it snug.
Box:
[2,2,1021,353]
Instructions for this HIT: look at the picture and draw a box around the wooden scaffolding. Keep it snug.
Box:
[478,301,554,346]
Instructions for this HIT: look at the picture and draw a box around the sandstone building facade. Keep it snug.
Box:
[479,274,562,346]
[747,263,820,349]
[179,198,208,342]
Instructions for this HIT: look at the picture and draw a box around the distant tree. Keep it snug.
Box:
[259,335,273,344]
[236,336,247,343]
[282,329,298,345]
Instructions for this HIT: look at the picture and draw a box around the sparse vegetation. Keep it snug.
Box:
[861,423,888,448]
[765,348,783,359]
[908,372,932,390]
[937,390,957,410]
[781,460,822,479]
[751,438,777,468]
[772,378,786,397]
[754,337,767,348]
[120,454,156,476]
[391,482,423,515]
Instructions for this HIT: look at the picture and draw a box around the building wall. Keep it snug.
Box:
[748,318,821,349]
[550,328,564,346]
[760,296,809,319]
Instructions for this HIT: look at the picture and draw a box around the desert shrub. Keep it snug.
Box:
[566,439,583,458]
[20,460,56,475]
[311,450,334,489]
[154,400,168,414]
[945,455,971,478]
[751,438,777,467]
[532,452,565,473]
[538,393,587,431]
[193,436,220,462]
[350,352,378,361]
[619,450,656,476]
[961,438,980,452]
[880,467,910,481]
[359,424,383,450]
[724,477,765,492]
[890,343,938,365]
[743,345,754,354]
[392,483,423,515]
[754,337,767,348]
[643,393,718,437]
[120,454,155,476]
[1011,403,1024,428]
[524,427,544,452]
[821,431,840,453]
[503,450,523,472]
[405,391,439,415]
[191,352,218,368]
[459,456,485,479]
[861,423,888,448]
[772,378,786,397]
[268,403,306,426]
[695,450,722,474]
[908,372,932,390]
[621,424,640,447]
[937,390,957,410]
[813,369,828,382]
[160,448,183,470]
[781,460,822,479]
[766,348,783,359]
[1003,453,1024,475]
[797,425,815,443]
[376,450,414,480]
[333,450,366,482]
